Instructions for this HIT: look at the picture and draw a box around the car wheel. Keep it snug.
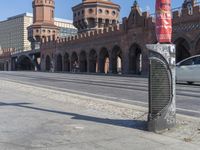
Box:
[187,82,194,85]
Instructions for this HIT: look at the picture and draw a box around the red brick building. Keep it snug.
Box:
[0,48,13,70]
[27,0,200,75]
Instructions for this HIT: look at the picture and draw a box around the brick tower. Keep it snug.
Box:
[28,0,59,50]
[72,0,120,33]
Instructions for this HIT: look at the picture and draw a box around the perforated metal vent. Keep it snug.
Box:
[147,44,176,132]
[149,58,171,118]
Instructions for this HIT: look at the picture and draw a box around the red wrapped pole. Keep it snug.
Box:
[156,0,172,43]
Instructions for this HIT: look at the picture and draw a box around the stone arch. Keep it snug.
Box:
[63,53,70,72]
[99,47,109,74]
[194,35,200,55]
[46,55,51,71]
[6,61,9,71]
[129,43,142,75]
[87,18,96,28]
[79,51,87,72]
[17,55,34,71]
[111,45,122,74]
[71,52,79,72]
[0,62,4,71]
[89,49,98,73]
[56,53,63,72]
[174,38,191,62]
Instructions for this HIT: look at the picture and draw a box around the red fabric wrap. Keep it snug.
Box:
[156,0,172,43]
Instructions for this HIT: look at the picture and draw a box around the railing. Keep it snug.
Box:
[11,50,26,55]
[11,47,32,55]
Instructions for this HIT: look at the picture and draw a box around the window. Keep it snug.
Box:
[98,9,103,14]
[88,9,93,14]
[112,11,116,16]
[52,10,54,18]
[180,58,195,66]
[105,10,109,15]
[187,3,193,15]
[194,56,200,65]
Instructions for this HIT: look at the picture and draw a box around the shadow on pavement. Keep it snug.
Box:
[0,101,147,131]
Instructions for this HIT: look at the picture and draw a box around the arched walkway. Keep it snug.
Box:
[80,51,87,72]
[71,52,79,72]
[99,48,109,74]
[89,49,98,73]
[63,53,70,72]
[174,38,191,62]
[195,38,200,55]
[129,44,142,74]
[17,55,34,71]
[56,54,63,72]
[46,55,51,71]
[0,63,4,71]
[111,46,122,74]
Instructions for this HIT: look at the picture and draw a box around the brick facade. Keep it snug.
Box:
[39,1,200,75]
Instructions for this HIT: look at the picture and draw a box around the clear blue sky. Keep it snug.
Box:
[0,0,183,21]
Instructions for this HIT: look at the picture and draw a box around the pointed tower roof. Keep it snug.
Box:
[133,0,138,7]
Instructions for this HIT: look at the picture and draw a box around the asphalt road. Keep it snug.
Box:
[0,71,200,118]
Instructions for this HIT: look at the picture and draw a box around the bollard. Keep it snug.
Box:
[146,44,176,132]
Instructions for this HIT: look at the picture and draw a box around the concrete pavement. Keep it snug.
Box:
[0,78,200,150]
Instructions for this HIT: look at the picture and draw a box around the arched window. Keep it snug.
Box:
[51,10,54,18]
[187,3,193,15]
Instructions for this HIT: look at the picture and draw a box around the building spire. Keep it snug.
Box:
[133,0,138,7]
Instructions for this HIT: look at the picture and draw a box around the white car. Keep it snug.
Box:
[176,55,200,84]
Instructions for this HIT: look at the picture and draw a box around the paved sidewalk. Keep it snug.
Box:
[0,80,200,150]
